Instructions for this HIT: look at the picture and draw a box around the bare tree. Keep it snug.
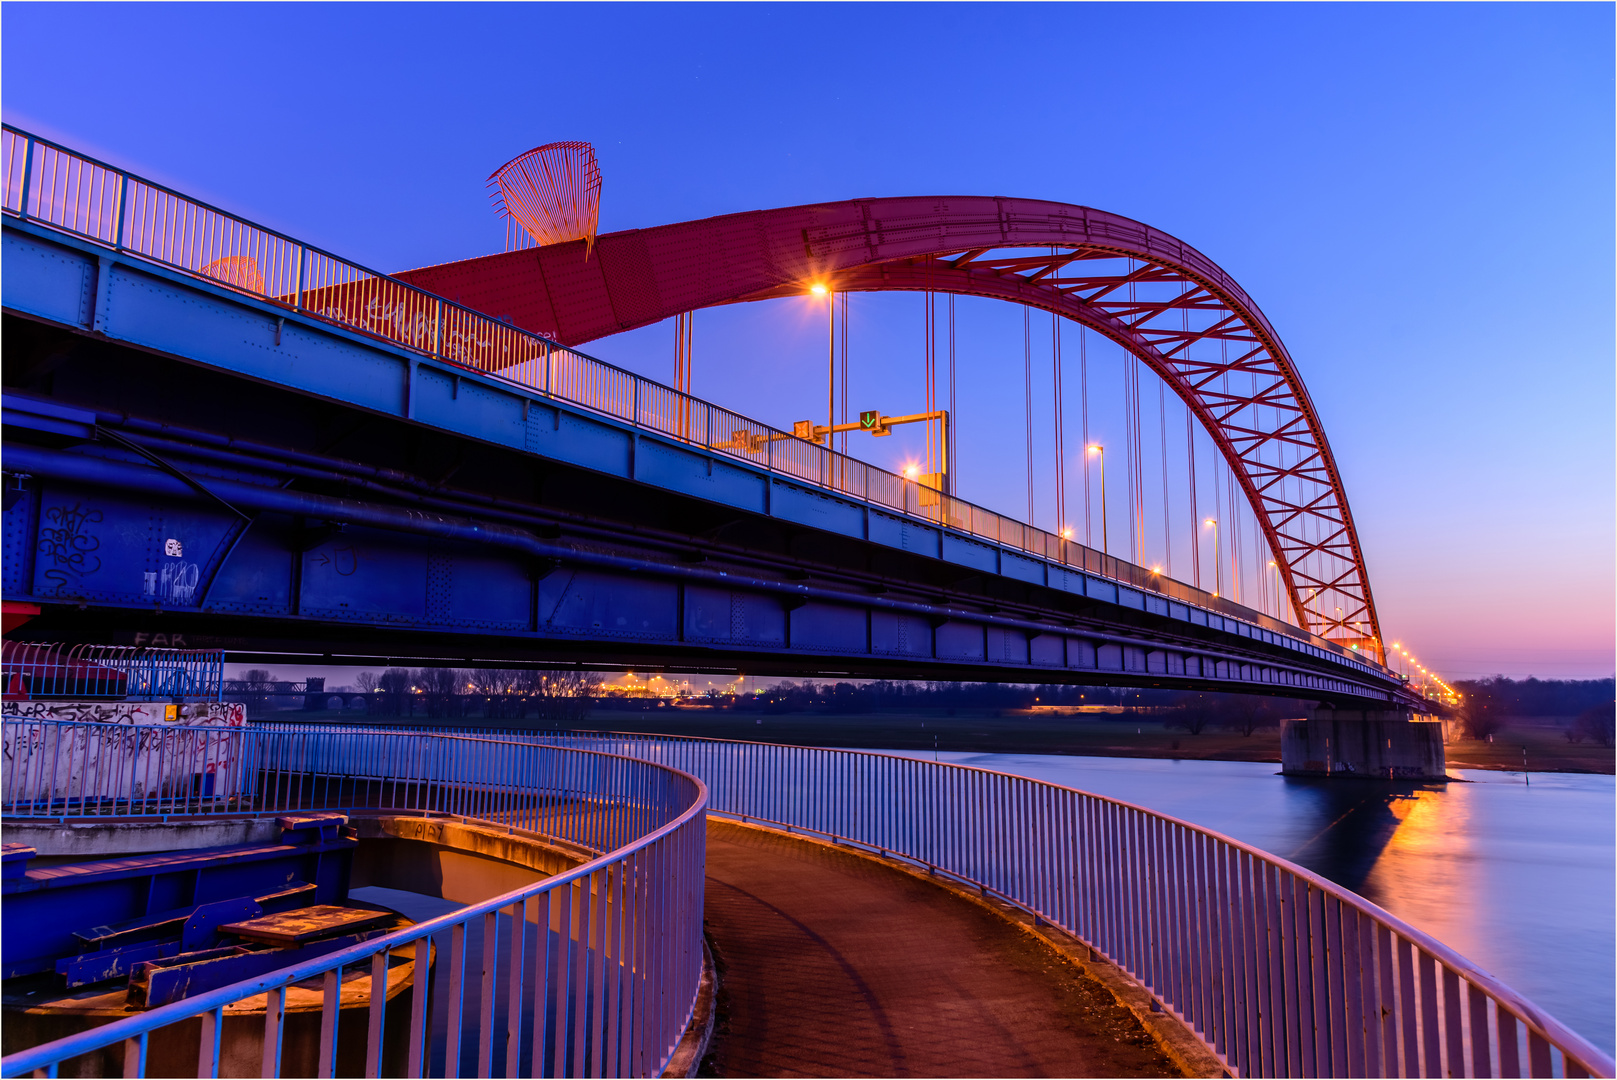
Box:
[355,671,380,695]
[519,668,601,723]
[377,668,413,715]
[1224,695,1277,737]
[413,668,464,718]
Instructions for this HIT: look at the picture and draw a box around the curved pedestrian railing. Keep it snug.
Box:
[530,729,1602,1080]
[0,724,708,1079]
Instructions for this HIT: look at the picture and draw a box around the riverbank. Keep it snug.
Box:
[574,707,1615,774]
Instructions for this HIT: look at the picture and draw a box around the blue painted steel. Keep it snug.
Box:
[2,440,1402,704]
[2,819,355,980]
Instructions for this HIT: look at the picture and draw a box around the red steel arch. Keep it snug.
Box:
[399,197,1383,661]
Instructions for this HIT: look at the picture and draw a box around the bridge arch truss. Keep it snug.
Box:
[405,198,1384,661]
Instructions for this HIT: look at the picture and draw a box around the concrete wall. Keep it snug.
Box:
[350,816,593,918]
[1281,717,1447,779]
[1,700,246,725]
[1,701,247,804]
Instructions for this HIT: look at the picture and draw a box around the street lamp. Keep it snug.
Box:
[1204,518,1220,597]
[1087,445,1107,555]
[809,283,834,450]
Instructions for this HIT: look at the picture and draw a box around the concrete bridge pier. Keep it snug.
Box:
[1281,709,1449,780]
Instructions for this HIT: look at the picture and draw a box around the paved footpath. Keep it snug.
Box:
[700,819,1181,1078]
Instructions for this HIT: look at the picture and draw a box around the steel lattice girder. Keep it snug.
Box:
[397,197,1383,662]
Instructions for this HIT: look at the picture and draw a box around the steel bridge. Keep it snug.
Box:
[0,127,1419,710]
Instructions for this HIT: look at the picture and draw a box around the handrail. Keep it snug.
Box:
[1,641,223,702]
[542,729,1615,1079]
[0,124,1392,681]
[0,724,709,1078]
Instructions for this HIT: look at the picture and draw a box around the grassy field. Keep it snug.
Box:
[1443,717,1614,774]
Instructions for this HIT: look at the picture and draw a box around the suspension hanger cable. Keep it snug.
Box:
[1052,306,1065,533]
[948,293,957,496]
[1160,379,1170,577]
[1024,306,1034,527]
[924,289,936,479]
[1080,324,1090,546]
[1187,403,1201,589]
[840,292,849,456]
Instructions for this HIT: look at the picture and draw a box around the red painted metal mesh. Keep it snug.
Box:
[488,141,602,254]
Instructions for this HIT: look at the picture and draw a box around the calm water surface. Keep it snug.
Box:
[861,749,1615,1055]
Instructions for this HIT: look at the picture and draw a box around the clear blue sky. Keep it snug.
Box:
[5,2,1612,679]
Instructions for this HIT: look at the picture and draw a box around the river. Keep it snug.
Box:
[861,750,1614,1056]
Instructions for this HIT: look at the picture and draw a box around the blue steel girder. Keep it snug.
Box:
[0,220,1412,706]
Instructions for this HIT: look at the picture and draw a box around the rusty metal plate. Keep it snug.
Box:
[217,905,391,946]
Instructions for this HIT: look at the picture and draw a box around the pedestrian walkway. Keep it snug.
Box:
[700,819,1181,1078]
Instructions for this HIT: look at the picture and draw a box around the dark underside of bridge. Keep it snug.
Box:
[2,311,1391,706]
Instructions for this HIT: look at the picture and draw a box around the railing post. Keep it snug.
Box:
[17,135,34,220]
[294,246,306,311]
[113,172,128,251]
[432,299,443,358]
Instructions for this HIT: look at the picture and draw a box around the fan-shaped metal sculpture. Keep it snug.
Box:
[488,142,602,258]
[199,255,265,295]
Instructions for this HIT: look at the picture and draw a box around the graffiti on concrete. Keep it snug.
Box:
[1,700,248,806]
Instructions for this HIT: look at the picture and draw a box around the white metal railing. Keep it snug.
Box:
[0,724,708,1078]
[552,730,1609,1079]
[0,124,1388,680]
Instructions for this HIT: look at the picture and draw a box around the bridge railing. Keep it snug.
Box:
[0,124,1381,677]
[0,722,708,1079]
[1,641,223,702]
[273,723,1608,1080]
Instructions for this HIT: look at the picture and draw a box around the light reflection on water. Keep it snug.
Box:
[862,749,1615,1056]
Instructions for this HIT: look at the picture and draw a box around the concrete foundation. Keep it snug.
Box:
[1281,711,1448,780]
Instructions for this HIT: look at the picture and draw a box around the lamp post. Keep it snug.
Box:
[1087,444,1106,555]
[810,283,833,445]
[1205,518,1220,597]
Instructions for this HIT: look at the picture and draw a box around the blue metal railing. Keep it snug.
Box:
[1,641,222,702]
[0,123,1391,679]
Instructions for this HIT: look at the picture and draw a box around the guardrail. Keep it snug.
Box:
[1,641,223,702]
[534,729,1602,1079]
[0,723,708,1078]
[0,124,1386,679]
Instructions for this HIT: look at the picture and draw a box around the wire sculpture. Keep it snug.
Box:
[199,256,265,295]
[488,142,602,258]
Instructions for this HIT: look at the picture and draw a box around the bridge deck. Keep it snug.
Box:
[702,819,1178,1078]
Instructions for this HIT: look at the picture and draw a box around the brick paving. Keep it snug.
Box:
[700,820,1180,1078]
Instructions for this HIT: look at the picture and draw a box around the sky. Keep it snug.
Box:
[5,2,1612,681]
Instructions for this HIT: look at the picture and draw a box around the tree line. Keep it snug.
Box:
[730,680,1302,736]
[235,667,600,721]
[1454,676,1615,745]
